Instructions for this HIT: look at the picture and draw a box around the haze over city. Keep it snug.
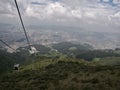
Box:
[0,0,120,49]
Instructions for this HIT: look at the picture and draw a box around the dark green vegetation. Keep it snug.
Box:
[0,44,51,74]
[52,42,93,55]
[0,60,120,90]
[52,42,120,61]
[0,42,120,90]
[0,50,20,73]
[76,50,120,61]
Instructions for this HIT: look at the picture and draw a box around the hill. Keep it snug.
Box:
[1,43,120,74]
[0,44,51,74]
[0,59,120,90]
[0,50,17,73]
[0,43,120,90]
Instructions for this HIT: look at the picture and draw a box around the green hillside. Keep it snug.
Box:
[0,45,51,74]
[0,59,120,90]
[0,43,120,90]
[0,50,17,73]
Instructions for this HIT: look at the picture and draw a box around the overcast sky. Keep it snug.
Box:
[0,0,120,32]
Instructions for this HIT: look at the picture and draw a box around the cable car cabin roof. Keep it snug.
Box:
[14,64,19,67]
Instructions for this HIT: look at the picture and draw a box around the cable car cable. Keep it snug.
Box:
[14,0,31,50]
[0,39,16,51]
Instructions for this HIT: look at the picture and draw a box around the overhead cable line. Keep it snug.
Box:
[0,39,16,51]
[14,0,31,50]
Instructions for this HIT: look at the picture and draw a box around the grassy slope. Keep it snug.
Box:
[0,59,120,90]
[98,57,120,66]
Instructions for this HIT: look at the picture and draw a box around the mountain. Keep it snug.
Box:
[0,44,51,74]
[1,43,120,74]
[0,59,120,90]
[0,43,120,89]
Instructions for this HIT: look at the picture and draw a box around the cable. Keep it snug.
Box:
[14,0,38,74]
[0,39,16,51]
[14,0,31,50]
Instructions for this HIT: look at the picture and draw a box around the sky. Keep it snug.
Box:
[0,0,120,32]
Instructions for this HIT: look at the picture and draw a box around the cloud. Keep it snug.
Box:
[25,2,65,19]
[0,0,15,15]
[111,11,120,18]
[24,0,120,20]
[0,0,120,32]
